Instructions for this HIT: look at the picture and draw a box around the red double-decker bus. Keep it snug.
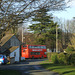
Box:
[21,44,47,59]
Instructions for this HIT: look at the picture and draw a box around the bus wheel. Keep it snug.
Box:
[41,56,43,59]
[32,56,34,59]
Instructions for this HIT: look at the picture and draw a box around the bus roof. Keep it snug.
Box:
[26,45,46,46]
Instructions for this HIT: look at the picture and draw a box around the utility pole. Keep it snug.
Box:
[22,27,23,43]
[56,24,58,53]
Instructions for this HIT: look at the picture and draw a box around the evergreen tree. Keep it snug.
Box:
[29,8,61,49]
[30,8,56,34]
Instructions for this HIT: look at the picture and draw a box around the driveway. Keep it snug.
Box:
[0,59,59,75]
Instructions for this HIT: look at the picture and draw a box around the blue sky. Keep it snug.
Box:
[53,0,75,20]
[24,0,75,26]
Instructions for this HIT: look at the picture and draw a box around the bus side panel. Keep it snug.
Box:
[21,45,47,59]
[29,51,44,58]
[40,51,43,58]
[43,53,47,58]
[43,49,47,58]
[24,49,28,58]
[28,49,33,58]
[27,48,30,58]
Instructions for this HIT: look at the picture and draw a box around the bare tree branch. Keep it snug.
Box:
[0,0,72,39]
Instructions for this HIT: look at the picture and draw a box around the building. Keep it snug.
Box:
[9,46,20,63]
[0,34,21,53]
[0,34,21,63]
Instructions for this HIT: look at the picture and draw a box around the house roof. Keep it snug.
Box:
[0,34,14,46]
[9,46,19,53]
[2,46,19,55]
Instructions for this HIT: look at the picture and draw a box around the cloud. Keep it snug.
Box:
[67,0,75,7]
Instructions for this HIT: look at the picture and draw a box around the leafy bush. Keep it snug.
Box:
[65,53,71,65]
[51,53,59,64]
[58,53,67,64]
[47,52,51,62]
[65,46,75,53]
[48,52,75,66]
[69,53,75,65]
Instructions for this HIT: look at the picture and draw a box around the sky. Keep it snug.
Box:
[53,0,75,20]
[23,0,75,27]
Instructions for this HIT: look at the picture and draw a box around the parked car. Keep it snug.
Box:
[0,54,8,65]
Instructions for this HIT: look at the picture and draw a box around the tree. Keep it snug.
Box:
[29,8,62,50]
[58,18,75,51]
[69,19,75,33]
[65,19,75,49]
[0,0,71,40]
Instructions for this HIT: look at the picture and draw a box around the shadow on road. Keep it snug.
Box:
[0,58,59,75]
[25,58,47,62]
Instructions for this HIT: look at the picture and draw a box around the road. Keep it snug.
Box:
[0,59,59,75]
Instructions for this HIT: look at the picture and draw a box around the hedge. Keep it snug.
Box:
[47,52,75,65]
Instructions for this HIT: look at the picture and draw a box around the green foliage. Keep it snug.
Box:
[48,52,75,65]
[65,46,75,53]
[58,53,75,65]
[40,62,75,75]
[47,52,52,61]
[29,8,62,48]
[69,53,75,65]
[58,53,67,64]
[36,37,45,45]
[64,53,71,65]
[51,53,59,64]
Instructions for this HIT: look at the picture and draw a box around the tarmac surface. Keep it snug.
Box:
[0,59,59,75]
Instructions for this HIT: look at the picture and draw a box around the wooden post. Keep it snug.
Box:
[22,27,23,43]
[56,24,58,52]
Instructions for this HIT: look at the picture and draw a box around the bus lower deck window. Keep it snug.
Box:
[31,52,40,55]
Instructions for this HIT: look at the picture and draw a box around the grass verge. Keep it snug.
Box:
[0,70,21,75]
[40,60,75,75]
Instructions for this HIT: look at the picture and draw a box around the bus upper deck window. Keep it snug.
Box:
[29,46,32,48]
[43,46,46,49]
[41,46,46,49]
